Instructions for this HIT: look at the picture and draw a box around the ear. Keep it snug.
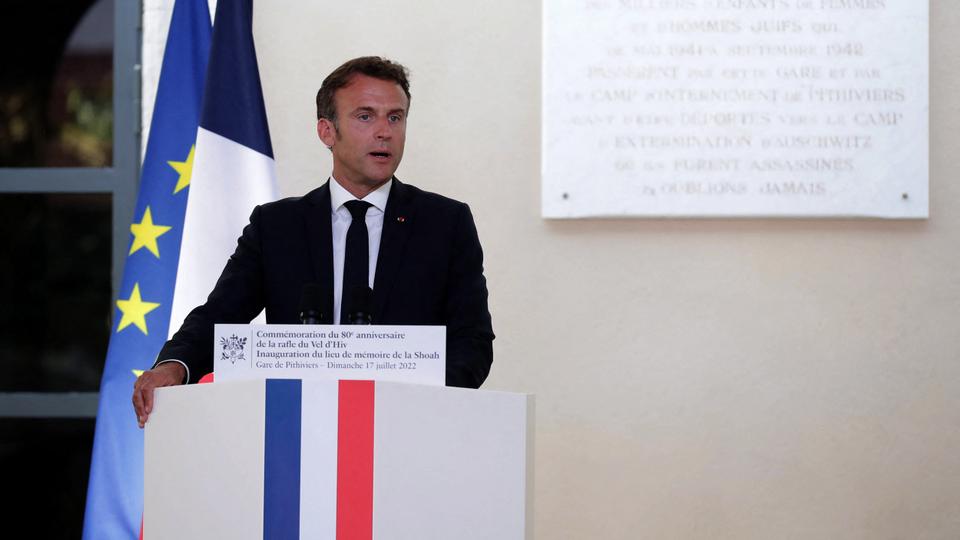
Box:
[317,119,336,148]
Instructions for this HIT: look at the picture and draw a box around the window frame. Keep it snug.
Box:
[0,0,141,418]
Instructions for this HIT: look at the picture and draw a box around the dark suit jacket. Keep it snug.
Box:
[157,178,494,388]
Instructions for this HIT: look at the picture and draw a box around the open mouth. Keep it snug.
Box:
[369,151,391,159]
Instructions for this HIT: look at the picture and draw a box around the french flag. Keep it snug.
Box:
[169,0,278,331]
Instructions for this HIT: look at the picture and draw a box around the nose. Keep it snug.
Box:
[374,117,392,140]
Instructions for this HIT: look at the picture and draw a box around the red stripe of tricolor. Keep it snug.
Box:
[337,380,375,540]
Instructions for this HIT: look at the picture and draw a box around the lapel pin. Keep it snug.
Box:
[397,216,406,223]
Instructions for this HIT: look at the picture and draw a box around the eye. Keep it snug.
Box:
[389,114,403,123]
[357,113,371,121]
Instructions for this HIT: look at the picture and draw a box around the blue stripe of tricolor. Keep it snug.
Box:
[200,0,274,158]
[264,379,302,540]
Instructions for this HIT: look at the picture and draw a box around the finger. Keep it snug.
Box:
[132,376,145,416]
[144,378,155,416]
[132,378,147,427]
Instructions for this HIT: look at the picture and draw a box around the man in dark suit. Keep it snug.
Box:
[133,57,493,427]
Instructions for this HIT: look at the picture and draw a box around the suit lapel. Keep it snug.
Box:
[373,178,416,321]
[303,182,335,323]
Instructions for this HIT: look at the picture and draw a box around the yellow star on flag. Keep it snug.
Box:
[129,207,172,258]
[132,369,144,378]
[116,283,161,335]
[168,145,196,194]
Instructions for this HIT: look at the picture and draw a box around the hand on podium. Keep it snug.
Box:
[132,362,186,428]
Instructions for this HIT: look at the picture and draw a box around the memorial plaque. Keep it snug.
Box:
[543,0,928,218]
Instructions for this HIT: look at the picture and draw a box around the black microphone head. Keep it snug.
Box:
[299,283,323,324]
[346,286,373,325]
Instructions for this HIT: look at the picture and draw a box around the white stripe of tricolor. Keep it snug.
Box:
[300,380,340,538]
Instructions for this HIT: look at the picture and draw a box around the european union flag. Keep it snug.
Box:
[83,1,211,538]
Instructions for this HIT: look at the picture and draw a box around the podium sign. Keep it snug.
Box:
[214,324,446,386]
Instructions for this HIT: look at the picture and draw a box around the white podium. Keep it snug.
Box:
[144,380,533,539]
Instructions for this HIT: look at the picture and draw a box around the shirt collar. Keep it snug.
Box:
[330,176,391,214]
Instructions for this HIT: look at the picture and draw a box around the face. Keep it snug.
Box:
[317,74,408,195]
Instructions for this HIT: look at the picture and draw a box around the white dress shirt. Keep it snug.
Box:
[329,176,391,324]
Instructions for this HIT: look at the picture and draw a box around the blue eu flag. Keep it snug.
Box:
[82,1,211,538]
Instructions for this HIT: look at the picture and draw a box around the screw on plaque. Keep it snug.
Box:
[902,193,909,200]
[562,193,569,200]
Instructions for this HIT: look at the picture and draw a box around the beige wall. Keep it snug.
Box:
[150,1,960,537]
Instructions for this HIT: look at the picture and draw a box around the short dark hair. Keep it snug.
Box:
[316,56,411,123]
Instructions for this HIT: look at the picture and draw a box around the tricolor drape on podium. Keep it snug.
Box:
[83,1,276,538]
[144,380,532,539]
[260,380,377,540]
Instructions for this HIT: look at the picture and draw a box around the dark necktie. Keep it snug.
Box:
[341,200,372,323]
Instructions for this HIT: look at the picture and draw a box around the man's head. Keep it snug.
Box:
[316,57,410,124]
[316,57,412,197]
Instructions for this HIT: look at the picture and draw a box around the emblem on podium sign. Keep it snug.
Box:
[219,334,248,364]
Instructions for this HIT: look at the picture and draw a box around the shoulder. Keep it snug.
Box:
[258,195,304,211]
[252,184,327,220]
[392,180,481,246]
[393,179,470,215]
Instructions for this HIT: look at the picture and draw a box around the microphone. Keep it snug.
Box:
[298,283,324,324]
[345,286,373,325]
